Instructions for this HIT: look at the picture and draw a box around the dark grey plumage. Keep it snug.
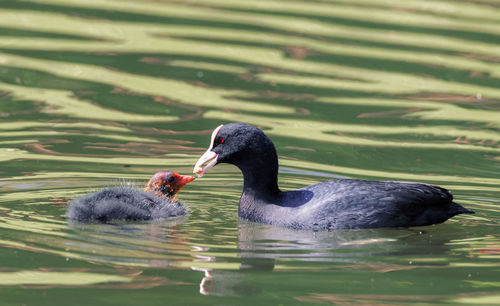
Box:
[66,186,187,222]
[67,171,193,223]
[195,123,474,230]
[240,179,473,230]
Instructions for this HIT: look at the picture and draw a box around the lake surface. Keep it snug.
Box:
[0,0,499,304]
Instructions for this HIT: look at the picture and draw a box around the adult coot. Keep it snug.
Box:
[67,171,194,222]
[193,123,474,230]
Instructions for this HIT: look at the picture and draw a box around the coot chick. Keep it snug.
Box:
[193,123,474,230]
[67,171,194,222]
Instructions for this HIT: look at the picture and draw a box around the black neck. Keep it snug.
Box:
[238,159,280,200]
[233,137,281,201]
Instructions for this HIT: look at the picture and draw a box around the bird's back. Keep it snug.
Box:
[281,179,473,230]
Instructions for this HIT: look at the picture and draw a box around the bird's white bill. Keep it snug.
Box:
[193,150,218,177]
[193,125,223,177]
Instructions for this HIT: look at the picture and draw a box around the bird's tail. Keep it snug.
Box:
[450,202,475,216]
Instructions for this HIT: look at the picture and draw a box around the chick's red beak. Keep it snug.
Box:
[173,173,195,188]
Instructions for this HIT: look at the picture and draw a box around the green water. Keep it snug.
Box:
[0,0,499,304]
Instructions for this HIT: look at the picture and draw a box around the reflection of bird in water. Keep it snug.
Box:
[67,171,194,222]
[192,267,214,295]
[194,123,474,230]
[193,266,261,297]
[237,221,466,259]
[192,221,470,297]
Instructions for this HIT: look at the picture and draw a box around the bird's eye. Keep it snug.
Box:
[167,176,175,183]
[214,136,224,146]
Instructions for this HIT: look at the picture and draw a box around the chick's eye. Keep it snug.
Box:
[220,137,224,144]
[167,176,175,183]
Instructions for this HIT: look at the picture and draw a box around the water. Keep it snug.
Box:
[0,0,499,304]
